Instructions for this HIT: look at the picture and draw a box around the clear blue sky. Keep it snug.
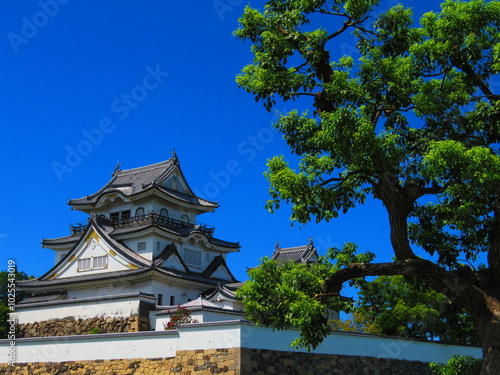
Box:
[0,1,441,289]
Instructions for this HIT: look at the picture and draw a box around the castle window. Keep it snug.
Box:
[110,210,131,222]
[156,241,162,251]
[93,255,108,269]
[137,242,146,251]
[135,207,145,217]
[78,258,91,271]
[157,294,163,305]
[181,214,190,224]
[160,208,168,218]
[170,296,175,305]
[184,248,201,267]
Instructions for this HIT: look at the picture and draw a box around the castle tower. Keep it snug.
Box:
[15,154,241,336]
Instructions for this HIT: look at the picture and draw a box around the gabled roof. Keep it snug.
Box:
[271,240,319,264]
[67,153,218,212]
[21,219,238,292]
[202,255,237,282]
[202,283,239,302]
[42,215,240,251]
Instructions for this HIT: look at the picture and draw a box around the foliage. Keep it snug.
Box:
[0,269,33,339]
[429,355,482,375]
[163,305,199,330]
[237,243,374,350]
[354,276,478,344]
[235,0,500,371]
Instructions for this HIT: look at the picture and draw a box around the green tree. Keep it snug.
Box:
[238,242,373,349]
[0,269,32,338]
[235,0,500,373]
[352,275,479,344]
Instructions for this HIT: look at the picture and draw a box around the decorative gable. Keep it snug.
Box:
[42,225,146,281]
[154,243,189,273]
[156,252,187,272]
[202,256,236,282]
[161,170,190,195]
[209,265,234,281]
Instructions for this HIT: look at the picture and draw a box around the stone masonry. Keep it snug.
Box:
[17,316,150,338]
[0,348,432,374]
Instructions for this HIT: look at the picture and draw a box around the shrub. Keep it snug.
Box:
[429,355,482,375]
[163,304,198,330]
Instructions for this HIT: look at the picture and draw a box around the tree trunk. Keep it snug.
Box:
[476,313,500,375]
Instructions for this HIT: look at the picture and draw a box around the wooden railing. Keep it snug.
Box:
[70,213,215,237]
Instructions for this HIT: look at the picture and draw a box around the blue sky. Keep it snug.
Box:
[0,0,441,290]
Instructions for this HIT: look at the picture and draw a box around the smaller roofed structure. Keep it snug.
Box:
[270,239,319,264]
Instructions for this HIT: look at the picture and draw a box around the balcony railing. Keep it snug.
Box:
[70,213,215,237]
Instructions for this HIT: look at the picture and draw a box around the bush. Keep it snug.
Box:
[163,305,198,330]
[429,355,482,375]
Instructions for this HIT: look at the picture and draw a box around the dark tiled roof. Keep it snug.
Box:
[202,283,239,301]
[271,241,318,264]
[202,255,237,282]
[68,155,217,210]
[17,293,66,305]
[17,268,151,289]
[153,243,189,271]
[110,220,240,250]
[42,233,83,247]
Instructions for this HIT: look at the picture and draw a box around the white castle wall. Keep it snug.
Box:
[14,294,153,324]
[0,321,481,365]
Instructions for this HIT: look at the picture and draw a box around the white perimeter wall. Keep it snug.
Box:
[0,321,481,365]
[14,297,143,324]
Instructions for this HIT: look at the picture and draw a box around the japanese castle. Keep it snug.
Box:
[14,153,323,335]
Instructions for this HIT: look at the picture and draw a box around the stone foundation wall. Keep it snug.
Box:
[0,348,432,374]
[240,348,432,375]
[17,316,150,338]
[0,348,239,375]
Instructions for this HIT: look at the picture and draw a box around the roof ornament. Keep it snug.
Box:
[308,237,314,245]
[171,148,178,163]
[112,162,121,176]
[275,241,280,249]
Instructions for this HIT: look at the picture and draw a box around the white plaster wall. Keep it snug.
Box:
[154,311,245,330]
[14,298,143,324]
[0,322,482,365]
[65,279,152,299]
[240,325,482,363]
[1,332,177,363]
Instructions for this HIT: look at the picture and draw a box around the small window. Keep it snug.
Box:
[184,248,201,267]
[160,208,168,218]
[110,212,120,221]
[156,241,162,251]
[78,258,91,271]
[135,207,145,217]
[137,242,146,251]
[170,296,175,305]
[157,294,163,305]
[121,210,131,220]
[206,253,210,262]
[93,255,108,269]
[181,214,190,224]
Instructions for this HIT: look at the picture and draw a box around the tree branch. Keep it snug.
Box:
[322,259,487,315]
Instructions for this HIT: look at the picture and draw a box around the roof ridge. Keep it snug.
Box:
[116,158,174,177]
